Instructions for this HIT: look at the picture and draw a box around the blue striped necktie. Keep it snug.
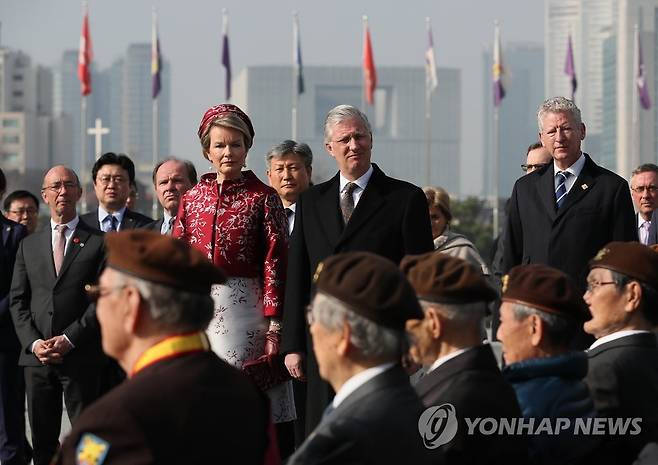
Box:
[555,171,571,209]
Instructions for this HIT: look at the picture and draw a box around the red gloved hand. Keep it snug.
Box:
[263,330,281,357]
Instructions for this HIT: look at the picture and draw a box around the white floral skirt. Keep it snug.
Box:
[208,278,296,423]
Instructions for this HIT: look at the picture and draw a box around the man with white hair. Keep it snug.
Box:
[503,97,636,297]
[282,104,433,435]
[402,252,525,464]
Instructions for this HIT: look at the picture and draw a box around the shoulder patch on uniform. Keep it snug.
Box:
[76,433,110,465]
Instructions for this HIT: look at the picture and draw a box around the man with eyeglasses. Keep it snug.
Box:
[9,166,106,465]
[281,104,433,437]
[4,190,40,235]
[584,241,658,463]
[80,152,153,233]
[521,142,552,174]
[503,97,636,302]
[630,164,658,245]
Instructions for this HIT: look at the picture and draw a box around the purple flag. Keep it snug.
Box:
[636,27,651,110]
[293,14,304,95]
[564,34,577,100]
[492,23,505,107]
[151,13,161,99]
[221,12,231,100]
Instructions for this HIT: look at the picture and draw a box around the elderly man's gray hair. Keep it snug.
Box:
[311,292,407,361]
[323,105,372,144]
[115,271,214,332]
[512,302,576,348]
[420,300,486,325]
[537,96,582,132]
[264,140,313,170]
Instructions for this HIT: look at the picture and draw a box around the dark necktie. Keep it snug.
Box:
[105,215,118,232]
[555,171,571,209]
[53,224,67,276]
[285,208,294,225]
[340,182,358,225]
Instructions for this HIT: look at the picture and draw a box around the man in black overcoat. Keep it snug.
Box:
[281,104,433,436]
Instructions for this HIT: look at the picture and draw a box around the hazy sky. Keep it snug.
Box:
[2,0,544,195]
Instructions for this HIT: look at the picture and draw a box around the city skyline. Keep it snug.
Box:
[3,0,545,196]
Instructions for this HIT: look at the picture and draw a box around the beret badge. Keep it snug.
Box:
[501,274,509,293]
[313,261,324,284]
[593,247,609,262]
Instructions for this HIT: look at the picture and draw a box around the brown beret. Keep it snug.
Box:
[313,252,423,329]
[589,241,658,289]
[401,251,497,304]
[501,264,588,321]
[105,230,226,294]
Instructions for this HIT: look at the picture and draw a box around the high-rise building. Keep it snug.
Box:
[232,65,461,194]
[483,42,545,199]
[0,48,51,172]
[122,44,170,183]
[546,0,658,178]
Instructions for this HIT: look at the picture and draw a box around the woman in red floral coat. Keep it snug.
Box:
[173,104,295,423]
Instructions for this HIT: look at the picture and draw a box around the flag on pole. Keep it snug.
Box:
[636,26,652,110]
[151,11,162,99]
[425,18,438,93]
[492,22,505,107]
[362,17,377,106]
[221,10,231,100]
[564,33,577,100]
[78,4,93,96]
[293,13,304,95]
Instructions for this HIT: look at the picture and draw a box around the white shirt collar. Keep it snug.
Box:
[332,362,395,409]
[638,214,651,228]
[588,329,651,351]
[288,203,297,214]
[98,205,126,225]
[50,215,79,232]
[553,152,586,179]
[339,164,374,193]
[427,347,474,374]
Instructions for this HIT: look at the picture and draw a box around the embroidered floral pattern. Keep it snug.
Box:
[174,171,288,317]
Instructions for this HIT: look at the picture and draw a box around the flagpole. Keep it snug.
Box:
[79,0,89,213]
[292,11,299,140]
[492,20,501,240]
[425,17,433,187]
[81,96,87,212]
[222,9,231,101]
[152,7,159,219]
[361,16,367,112]
[632,23,640,171]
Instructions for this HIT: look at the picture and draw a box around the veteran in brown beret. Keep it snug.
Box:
[497,264,598,464]
[401,251,527,465]
[287,251,434,465]
[54,230,272,465]
[583,241,658,462]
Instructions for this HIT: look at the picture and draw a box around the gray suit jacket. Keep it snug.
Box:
[287,365,438,465]
[10,220,106,367]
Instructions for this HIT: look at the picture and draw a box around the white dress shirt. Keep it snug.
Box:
[553,152,586,195]
[286,203,296,237]
[332,362,395,409]
[637,214,651,245]
[588,329,651,351]
[97,205,126,232]
[339,164,374,209]
[161,211,175,235]
[426,347,474,374]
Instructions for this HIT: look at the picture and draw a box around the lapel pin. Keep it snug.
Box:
[581,184,588,190]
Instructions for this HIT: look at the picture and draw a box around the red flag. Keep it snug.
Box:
[78,8,93,96]
[362,19,376,106]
